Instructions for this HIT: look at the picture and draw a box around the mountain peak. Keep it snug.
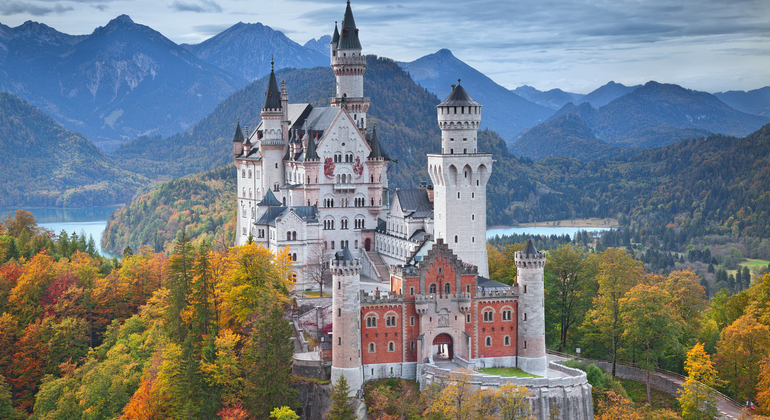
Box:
[111,15,135,25]
[435,48,454,56]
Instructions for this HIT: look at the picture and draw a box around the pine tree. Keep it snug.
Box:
[327,375,356,420]
[743,266,751,288]
[167,232,194,342]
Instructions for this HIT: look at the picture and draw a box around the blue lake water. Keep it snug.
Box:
[0,206,121,257]
[486,225,613,239]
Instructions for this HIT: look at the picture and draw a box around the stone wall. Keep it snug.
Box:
[586,360,682,396]
[294,380,331,420]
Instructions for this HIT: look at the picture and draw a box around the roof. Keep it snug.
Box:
[254,205,319,227]
[478,276,510,290]
[367,125,388,160]
[394,189,433,219]
[263,60,282,110]
[438,83,481,107]
[523,239,539,257]
[409,229,430,242]
[232,121,245,143]
[335,246,355,262]
[338,1,362,50]
[331,22,340,44]
[407,239,435,265]
[305,133,319,160]
[258,189,282,206]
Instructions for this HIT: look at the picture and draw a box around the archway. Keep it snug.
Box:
[433,333,453,360]
[364,238,371,251]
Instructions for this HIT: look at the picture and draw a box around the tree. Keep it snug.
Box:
[271,406,300,420]
[756,357,770,415]
[595,391,642,420]
[305,243,330,297]
[678,343,720,420]
[664,269,707,339]
[2,210,37,238]
[0,374,25,420]
[366,379,422,420]
[167,232,194,342]
[497,382,535,420]
[715,314,770,402]
[621,284,682,404]
[581,248,643,376]
[327,375,356,420]
[422,371,493,420]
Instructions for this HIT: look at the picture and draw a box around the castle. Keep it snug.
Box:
[231,0,571,409]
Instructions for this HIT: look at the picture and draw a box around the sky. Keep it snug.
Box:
[1,0,768,94]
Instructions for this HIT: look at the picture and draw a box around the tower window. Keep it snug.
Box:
[454,235,458,243]
[457,192,460,199]
[485,336,491,346]
[429,284,437,294]
[450,149,454,154]
[444,283,451,294]
[504,336,511,346]
[338,309,341,317]
[388,342,395,352]
[369,343,375,352]
[471,214,475,220]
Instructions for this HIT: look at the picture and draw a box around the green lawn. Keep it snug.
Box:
[302,291,329,297]
[618,379,680,411]
[741,259,770,271]
[479,367,541,378]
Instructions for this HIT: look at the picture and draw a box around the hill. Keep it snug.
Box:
[550,81,768,148]
[184,22,328,82]
[511,85,583,110]
[509,114,631,161]
[398,49,553,140]
[0,92,146,207]
[714,87,770,117]
[0,15,247,151]
[303,35,332,55]
[577,81,640,108]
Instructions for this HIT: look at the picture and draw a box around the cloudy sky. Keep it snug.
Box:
[1,0,768,93]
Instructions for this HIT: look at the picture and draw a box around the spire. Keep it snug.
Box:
[523,240,538,258]
[305,131,319,160]
[438,82,481,107]
[331,21,340,44]
[338,0,361,50]
[335,245,355,262]
[258,189,282,207]
[367,125,388,160]
[263,57,281,110]
[232,121,245,143]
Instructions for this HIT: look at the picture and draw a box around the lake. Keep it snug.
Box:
[486,225,613,239]
[0,206,121,257]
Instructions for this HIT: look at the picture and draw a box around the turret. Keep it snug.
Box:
[330,247,364,395]
[330,0,369,132]
[437,80,481,155]
[260,58,287,198]
[514,240,547,377]
[232,121,245,157]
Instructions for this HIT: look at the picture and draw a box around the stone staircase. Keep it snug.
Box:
[365,250,390,284]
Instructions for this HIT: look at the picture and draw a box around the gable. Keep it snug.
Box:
[316,109,372,160]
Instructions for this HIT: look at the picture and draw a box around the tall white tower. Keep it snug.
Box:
[260,60,287,198]
[330,247,364,395]
[330,0,369,133]
[428,82,492,277]
[514,240,547,377]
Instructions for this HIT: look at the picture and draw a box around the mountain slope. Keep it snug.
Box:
[511,85,583,110]
[509,114,630,161]
[0,15,247,151]
[398,49,553,140]
[186,23,328,82]
[0,92,146,207]
[578,81,640,108]
[303,35,331,55]
[551,81,768,148]
[714,87,770,117]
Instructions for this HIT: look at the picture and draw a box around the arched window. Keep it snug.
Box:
[388,342,395,352]
[429,284,437,294]
[241,169,245,178]
[485,336,492,347]
[444,283,451,294]
[504,336,510,346]
[454,235,458,243]
[287,232,291,241]
[292,231,297,241]
[483,309,494,322]
[292,253,297,261]
[369,343,375,352]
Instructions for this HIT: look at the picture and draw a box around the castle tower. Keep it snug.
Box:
[330,0,369,133]
[330,247,364,394]
[427,82,492,277]
[260,59,286,197]
[514,240,547,377]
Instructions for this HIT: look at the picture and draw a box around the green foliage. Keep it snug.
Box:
[327,375,356,420]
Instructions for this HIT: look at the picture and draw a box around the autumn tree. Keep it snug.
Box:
[271,406,300,420]
[678,343,720,420]
[327,375,356,420]
[422,371,494,420]
[715,314,770,402]
[595,391,642,420]
[621,284,682,404]
[0,374,25,420]
[663,269,707,340]
[581,248,644,376]
[756,357,770,415]
[496,382,535,420]
[167,232,194,343]
[2,210,37,238]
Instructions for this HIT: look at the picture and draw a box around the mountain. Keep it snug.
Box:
[714,87,770,117]
[0,15,247,151]
[509,114,631,161]
[578,81,640,108]
[398,49,553,140]
[303,35,332,55]
[184,23,328,82]
[511,85,583,110]
[0,92,146,207]
[551,81,769,148]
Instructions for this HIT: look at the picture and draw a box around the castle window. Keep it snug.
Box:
[524,313,527,321]
[411,341,415,350]
[502,310,512,321]
[450,149,454,154]
[463,138,467,141]
[371,198,375,206]
[275,163,278,169]
[369,343,375,352]
[366,316,377,328]
[242,228,246,235]
[248,170,252,178]
[504,336,511,346]
[454,235,458,243]
[466,314,471,323]
[287,232,292,241]
[524,285,527,294]
[485,336,492,347]
[450,138,454,142]
[483,310,494,322]
[410,287,414,296]
[429,284,437,294]
[438,267,443,274]
[355,240,358,249]
[410,316,415,326]
[457,192,460,199]
[339,337,341,345]
[476,180,480,186]
[292,253,297,262]
[466,285,470,293]
[444,283,451,294]
[388,342,395,352]
[463,149,467,154]
[465,170,468,178]
[472,237,475,243]
[524,341,527,349]
[338,282,341,290]
[472,214,475,220]
[338,309,341,317]
[331,241,335,249]
[472,193,475,199]
[386,315,396,326]
[371,175,374,183]
[242,169,246,178]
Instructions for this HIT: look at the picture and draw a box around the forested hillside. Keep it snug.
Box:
[0,92,147,207]
[102,165,236,254]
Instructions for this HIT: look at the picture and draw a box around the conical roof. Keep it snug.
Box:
[335,245,355,262]
[338,1,361,50]
[367,125,388,159]
[305,133,319,160]
[438,81,481,107]
[232,121,245,143]
[331,22,340,44]
[263,59,282,110]
[523,240,538,257]
[258,189,282,206]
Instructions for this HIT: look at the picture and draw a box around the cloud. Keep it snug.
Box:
[170,0,222,13]
[0,1,73,16]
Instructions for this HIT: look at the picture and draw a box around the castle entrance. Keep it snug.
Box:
[365,238,371,251]
[433,333,454,360]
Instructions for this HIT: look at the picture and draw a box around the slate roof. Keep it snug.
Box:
[335,246,355,262]
[438,83,481,107]
[394,189,433,219]
[331,22,340,44]
[258,189,282,206]
[409,229,430,242]
[263,61,282,110]
[254,205,319,227]
[407,239,435,265]
[338,1,361,50]
[304,133,319,160]
[367,125,388,160]
[478,276,510,290]
[232,121,245,143]
[523,239,539,257]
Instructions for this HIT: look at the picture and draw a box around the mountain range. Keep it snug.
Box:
[714,87,770,117]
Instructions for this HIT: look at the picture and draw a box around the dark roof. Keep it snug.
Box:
[335,246,355,262]
[377,218,386,232]
[233,121,245,143]
[478,276,510,289]
[263,59,282,110]
[258,189,282,206]
[367,125,388,159]
[305,134,319,160]
[394,189,433,218]
[438,83,481,107]
[523,240,539,257]
[409,229,429,242]
[254,205,319,227]
[331,22,340,44]
[283,145,291,161]
[338,1,361,50]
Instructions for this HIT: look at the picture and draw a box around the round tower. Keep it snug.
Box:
[330,247,364,395]
[260,59,286,198]
[437,80,482,155]
[330,0,369,132]
[514,240,547,377]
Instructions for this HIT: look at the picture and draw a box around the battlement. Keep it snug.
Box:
[393,265,419,277]
[361,292,403,305]
[331,255,361,276]
[514,250,546,269]
[476,287,519,298]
